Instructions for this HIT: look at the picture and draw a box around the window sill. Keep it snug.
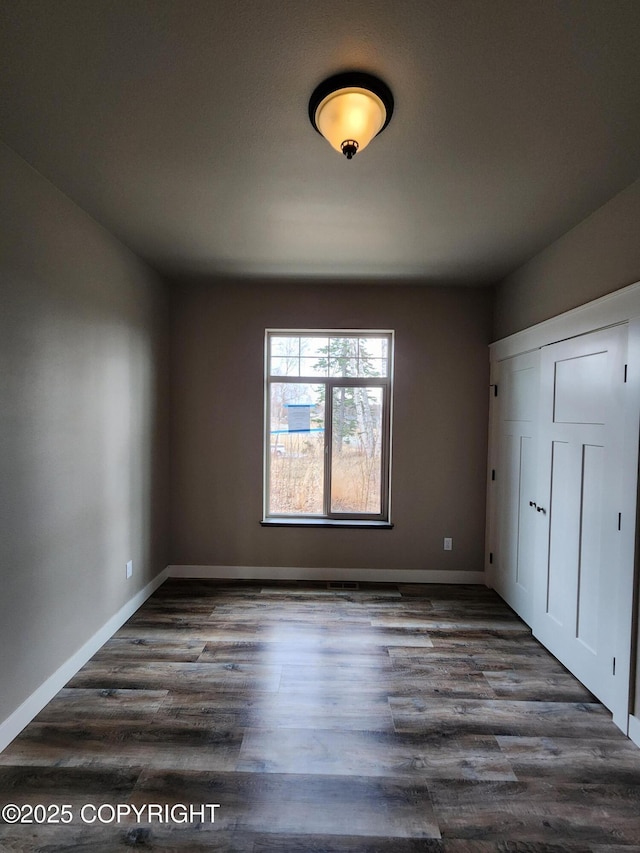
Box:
[261,518,394,529]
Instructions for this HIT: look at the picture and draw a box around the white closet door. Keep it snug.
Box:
[533,324,628,719]
[493,351,539,624]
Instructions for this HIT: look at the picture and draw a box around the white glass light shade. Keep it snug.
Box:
[314,87,386,155]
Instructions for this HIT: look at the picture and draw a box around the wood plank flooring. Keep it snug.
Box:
[1,580,639,851]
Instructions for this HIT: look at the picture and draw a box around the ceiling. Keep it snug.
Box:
[1,0,640,285]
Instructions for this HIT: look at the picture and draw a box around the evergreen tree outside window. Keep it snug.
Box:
[264,330,393,522]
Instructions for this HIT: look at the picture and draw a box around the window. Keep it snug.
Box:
[264,330,393,524]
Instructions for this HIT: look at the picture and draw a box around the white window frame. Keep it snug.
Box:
[263,329,394,524]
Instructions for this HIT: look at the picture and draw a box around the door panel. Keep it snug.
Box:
[515,434,536,593]
[546,440,575,625]
[534,325,627,718]
[505,359,538,422]
[554,351,609,424]
[493,351,539,623]
[576,443,604,654]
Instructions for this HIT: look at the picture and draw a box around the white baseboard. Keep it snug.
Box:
[0,568,169,755]
[167,565,486,585]
[629,714,640,748]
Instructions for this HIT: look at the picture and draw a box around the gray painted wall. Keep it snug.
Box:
[169,280,493,574]
[0,143,170,725]
[494,178,640,340]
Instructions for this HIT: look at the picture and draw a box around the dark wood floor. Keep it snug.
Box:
[1,580,639,851]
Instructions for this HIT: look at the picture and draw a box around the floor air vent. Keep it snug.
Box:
[327,581,359,590]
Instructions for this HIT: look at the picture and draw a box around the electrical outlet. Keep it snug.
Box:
[443,537,453,551]
[126,560,133,579]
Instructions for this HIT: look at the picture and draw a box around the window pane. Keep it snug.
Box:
[270,356,300,376]
[331,386,383,514]
[269,383,325,515]
[270,336,300,376]
[330,357,357,377]
[271,336,300,357]
[329,336,358,356]
[357,358,387,377]
[300,357,328,377]
[359,337,388,360]
[300,337,329,359]
[357,337,389,377]
[328,337,359,377]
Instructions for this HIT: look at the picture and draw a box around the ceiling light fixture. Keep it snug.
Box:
[308,71,394,160]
